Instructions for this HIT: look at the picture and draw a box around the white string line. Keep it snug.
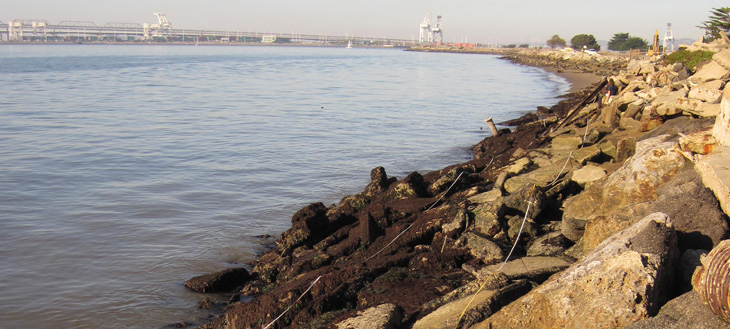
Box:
[498,201,531,272]
[263,275,322,329]
[548,150,573,187]
[479,157,495,174]
[454,200,532,329]
[365,171,465,262]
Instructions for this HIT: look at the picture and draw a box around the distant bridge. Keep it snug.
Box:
[0,19,418,47]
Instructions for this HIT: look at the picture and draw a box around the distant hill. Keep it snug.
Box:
[675,37,697,47]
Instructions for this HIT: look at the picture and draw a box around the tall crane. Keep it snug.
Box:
[432,15,443,44]
[419,11,432,43]
[419,11,443,44]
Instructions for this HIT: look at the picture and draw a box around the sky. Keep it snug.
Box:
[2,1,728,45]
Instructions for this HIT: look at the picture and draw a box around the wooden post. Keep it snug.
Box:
[484,117,499,136]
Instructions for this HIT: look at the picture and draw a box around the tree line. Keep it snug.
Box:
[543,6,730,52]
[546,33,647,52]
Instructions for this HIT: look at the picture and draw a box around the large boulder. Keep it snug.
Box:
[474,213,679,329]
[691,61,730,84]
[582,166,729,254]
[561,134,687,242]
[689,80,725,104]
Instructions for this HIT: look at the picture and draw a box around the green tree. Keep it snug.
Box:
[608,33,629,50]
[570,34,600,51]
[607,33,648,51]
[623,37,649,50]
[698,7,730,41]
[546,34,567,49]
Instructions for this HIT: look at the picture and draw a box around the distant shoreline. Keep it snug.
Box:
[0,41,409,49]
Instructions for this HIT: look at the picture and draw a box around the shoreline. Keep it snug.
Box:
[180,49,622,328]
[543,67,602,93]
[182,48,730,329]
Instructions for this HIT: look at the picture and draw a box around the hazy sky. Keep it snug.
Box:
[2,1,728,44]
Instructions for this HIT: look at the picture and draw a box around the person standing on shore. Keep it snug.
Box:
[604,78,619,104]
[598,78,619,108]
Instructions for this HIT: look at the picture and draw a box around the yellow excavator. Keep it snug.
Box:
[648,30,660,56]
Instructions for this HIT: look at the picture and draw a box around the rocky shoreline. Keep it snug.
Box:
[179,48,730,329]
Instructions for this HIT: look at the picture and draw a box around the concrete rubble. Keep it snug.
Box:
[186,48,730,329]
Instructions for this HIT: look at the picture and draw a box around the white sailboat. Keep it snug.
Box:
[346,40,352,49]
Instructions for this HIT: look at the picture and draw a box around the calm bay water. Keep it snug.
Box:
[0,44,568,328]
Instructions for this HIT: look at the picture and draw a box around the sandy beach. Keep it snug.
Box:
[544,67,603,93]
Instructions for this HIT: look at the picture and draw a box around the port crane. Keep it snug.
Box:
[143,13,172,40]
[419,11,443,44]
